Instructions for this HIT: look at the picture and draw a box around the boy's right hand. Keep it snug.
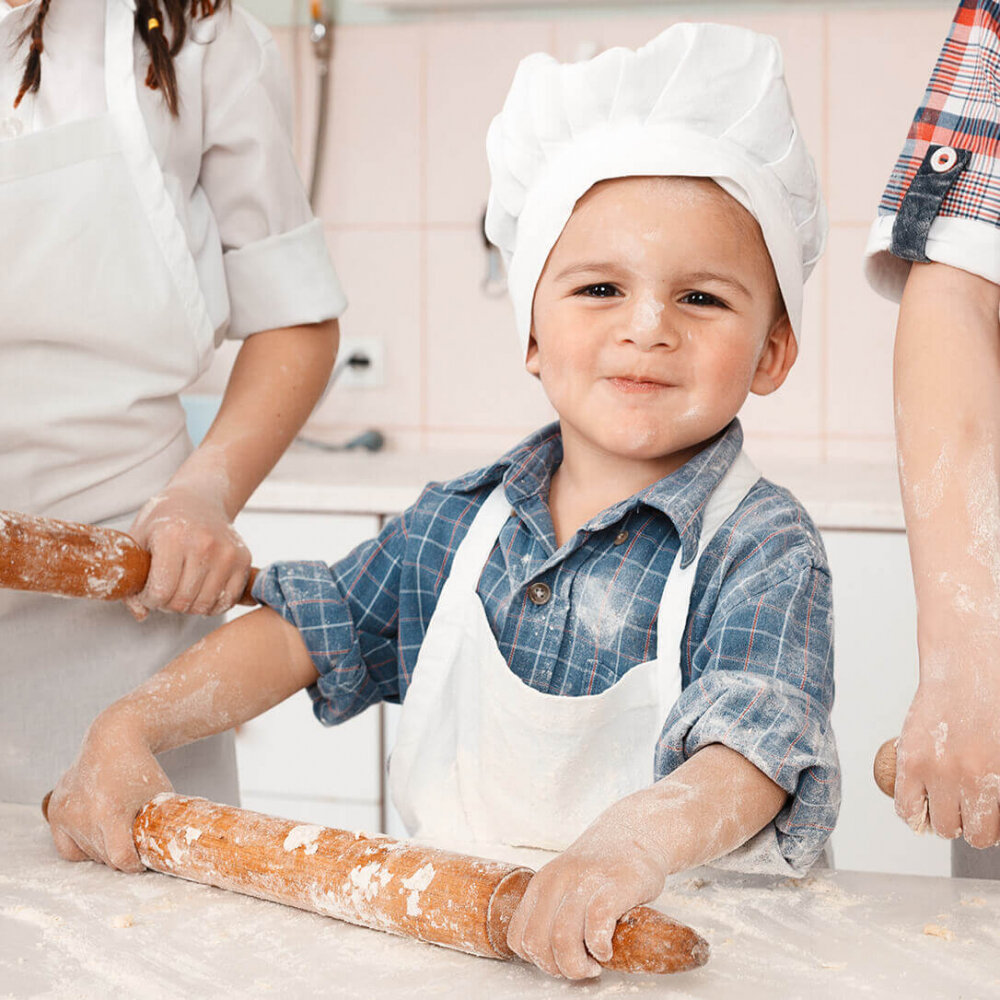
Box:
[47,712,172,873]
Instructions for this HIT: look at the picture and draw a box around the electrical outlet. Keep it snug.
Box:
[337,336,385,389]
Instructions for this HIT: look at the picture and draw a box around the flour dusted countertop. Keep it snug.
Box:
[246,445,905,530]
[3,803,998,999]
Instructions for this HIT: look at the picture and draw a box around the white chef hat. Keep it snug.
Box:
[485,22,827,358]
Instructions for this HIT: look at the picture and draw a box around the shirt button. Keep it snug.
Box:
[0,117,24,140]
[613,529,629,546]
[930,145,958,173]
[527,582,551,606]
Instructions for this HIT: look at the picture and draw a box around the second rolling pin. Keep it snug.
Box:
[0,509,258,603]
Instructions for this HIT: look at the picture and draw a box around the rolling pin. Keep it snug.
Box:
[0,509,258,604]
[43,792,709,975]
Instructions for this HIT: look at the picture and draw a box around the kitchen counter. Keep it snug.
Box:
[248,444,905,531]
[3,803,997,999]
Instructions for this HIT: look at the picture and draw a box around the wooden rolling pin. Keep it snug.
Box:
[874,738,899,797]
[43,792,709,975]
[0,509,257,604]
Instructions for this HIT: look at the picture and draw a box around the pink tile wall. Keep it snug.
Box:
[286,5,960,463]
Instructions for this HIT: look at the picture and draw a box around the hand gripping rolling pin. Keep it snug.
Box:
[43,793,709,975]
[0,509,258,604]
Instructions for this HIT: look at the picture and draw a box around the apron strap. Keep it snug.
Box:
[654,450,762,699]
[437,483,512,600]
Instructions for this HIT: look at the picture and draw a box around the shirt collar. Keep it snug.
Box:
[441,423,563,500]
[632,419,744,567]
[442,419,744,567]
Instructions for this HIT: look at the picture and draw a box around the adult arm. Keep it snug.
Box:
[892,260,1000,849]
[128,319,338,617]
[127,6,346,618]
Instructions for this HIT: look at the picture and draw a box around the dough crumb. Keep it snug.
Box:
[801,877,837,895]
[110,914,134,929]
[819,961,847,970]
[922,923,954,941]
[685,877,708,891]
[960,896,986,907]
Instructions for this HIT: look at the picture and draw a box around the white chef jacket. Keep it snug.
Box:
[0,0,347,340]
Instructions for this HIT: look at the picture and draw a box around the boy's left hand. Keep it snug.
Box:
[506,825,666,979]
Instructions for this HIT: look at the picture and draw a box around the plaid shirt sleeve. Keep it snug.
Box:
[866,0,1000,299]
[251,509,411,725]
[655,488,839,876]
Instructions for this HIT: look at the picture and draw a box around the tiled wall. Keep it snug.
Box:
[209,3,959,463]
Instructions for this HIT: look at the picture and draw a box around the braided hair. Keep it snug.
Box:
[14,0,229,117]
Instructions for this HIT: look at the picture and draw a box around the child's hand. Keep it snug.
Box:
[506,825,666,979]
[47,712,172,872]
[127,485,251,618]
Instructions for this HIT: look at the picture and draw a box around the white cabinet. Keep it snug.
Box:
[231,510,382,830]
[823,530,950,877]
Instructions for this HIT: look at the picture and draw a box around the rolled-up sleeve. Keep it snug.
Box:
[656,552,839,876]
[251,513,409,725]
[866,0,1000,301]
[199,8,346,338]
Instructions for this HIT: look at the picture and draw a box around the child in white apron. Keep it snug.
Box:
[0,0,346,806]
[47,23,839,981]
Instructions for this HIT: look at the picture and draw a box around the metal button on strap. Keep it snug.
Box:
[613,529,629,546]
[527,582,551,606]
[891,144,971,262]
[930,146,958,173]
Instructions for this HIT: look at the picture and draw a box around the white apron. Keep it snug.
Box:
[389,451,761,851]
[0,0,237,806]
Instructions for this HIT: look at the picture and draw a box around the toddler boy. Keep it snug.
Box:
[50,23,839,980]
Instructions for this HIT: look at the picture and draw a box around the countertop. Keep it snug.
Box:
[3,803,998,999]
[247,445,905,531]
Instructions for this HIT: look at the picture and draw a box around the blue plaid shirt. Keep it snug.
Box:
[254,420,839,873]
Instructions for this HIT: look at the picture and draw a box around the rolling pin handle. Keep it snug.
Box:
[41,790,51,822]
[873,737,899,798]
[237,567,260,607]
[484,863,708,974]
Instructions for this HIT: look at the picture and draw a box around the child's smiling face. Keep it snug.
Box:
[528,176,797,466]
